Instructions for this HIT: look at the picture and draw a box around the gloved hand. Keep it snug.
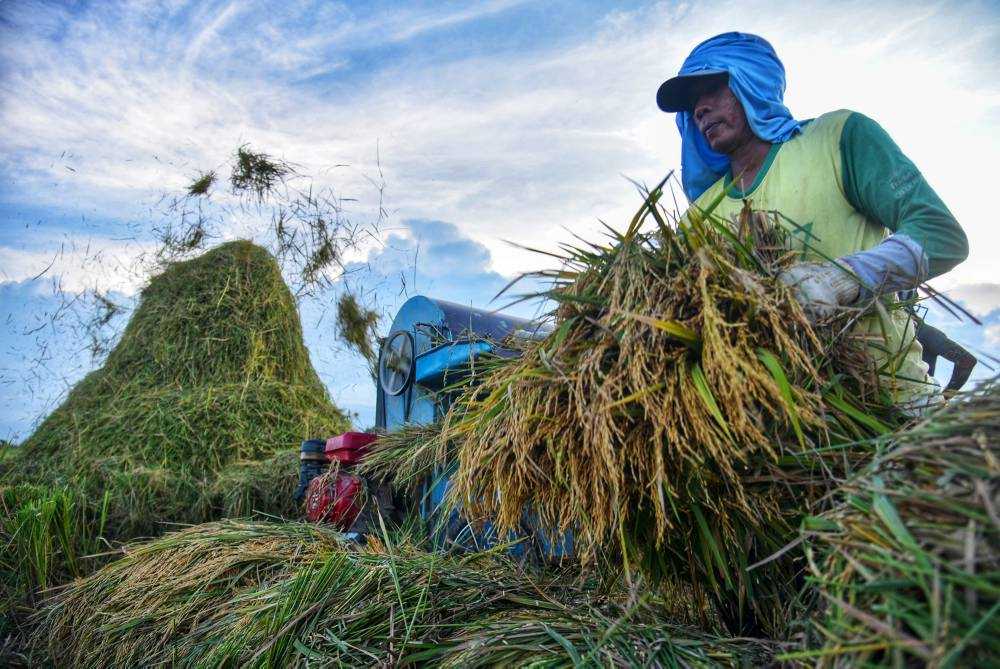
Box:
[778,261,860,323]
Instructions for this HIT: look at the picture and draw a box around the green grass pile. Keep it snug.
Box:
[791,380,999,666]
[434,184,901,634]
[33,519,772,668]
[210,450,302,519]
[1,240,348,637]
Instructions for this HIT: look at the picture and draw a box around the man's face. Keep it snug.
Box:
[689,76,753,155]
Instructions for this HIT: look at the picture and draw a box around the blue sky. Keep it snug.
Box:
[1,0,999,439]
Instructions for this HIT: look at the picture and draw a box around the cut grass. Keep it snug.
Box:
[186,170,216,197]
[335,291,381,380]
[231,145,292,204]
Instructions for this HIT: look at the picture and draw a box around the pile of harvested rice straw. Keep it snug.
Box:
[32,520,774,667]
[1,241,348,641]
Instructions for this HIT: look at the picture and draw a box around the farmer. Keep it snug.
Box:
[657,32,970,411]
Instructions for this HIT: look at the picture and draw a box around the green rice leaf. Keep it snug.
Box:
[689,362,732,440]
[541,623,584,665]
[692,504,733,590]
[824,390,892,435]
[616,310,700,348]
[757,348,806,448]
[872,488,931,573]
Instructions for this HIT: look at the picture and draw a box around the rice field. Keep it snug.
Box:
[2,186,996,667]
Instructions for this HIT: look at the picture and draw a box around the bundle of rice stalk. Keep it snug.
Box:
[791,380,999,667]
[34,519,704,668]
[359,422,450,497]
[442,180,900,634]
[35,521,341,667]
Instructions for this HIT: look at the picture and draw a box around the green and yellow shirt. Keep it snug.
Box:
[691,109,968,400]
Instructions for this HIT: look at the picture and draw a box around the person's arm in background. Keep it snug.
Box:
[839,112,969,295]
[916,320,978,392]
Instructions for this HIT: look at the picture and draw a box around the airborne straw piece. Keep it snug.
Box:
[335,292,381,380]
[231,145,293,204]
[186,170,217,197]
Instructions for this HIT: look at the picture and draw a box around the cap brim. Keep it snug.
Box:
[656,69,727,113]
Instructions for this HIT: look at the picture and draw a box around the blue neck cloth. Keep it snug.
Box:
[674,32,801,202]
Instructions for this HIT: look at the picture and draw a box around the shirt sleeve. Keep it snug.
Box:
[840,112,968,279]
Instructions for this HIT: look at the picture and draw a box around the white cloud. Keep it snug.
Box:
[2,0,997,300]
[947,283,1000,319]
[986,324,1000,346]
[182,1,247,69]
[0,238,158,295]
[373,0,529,44]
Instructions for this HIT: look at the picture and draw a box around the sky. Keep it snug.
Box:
[1,0,998,439]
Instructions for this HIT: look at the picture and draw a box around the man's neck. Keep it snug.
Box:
[728,136,772,191]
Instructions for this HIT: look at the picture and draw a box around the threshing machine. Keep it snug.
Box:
[296,296,571,557]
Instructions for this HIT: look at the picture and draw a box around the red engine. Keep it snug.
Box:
[301,431,377,529]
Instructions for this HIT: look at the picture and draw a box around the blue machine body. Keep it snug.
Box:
[375,295,535,430]
[374,295,572,558]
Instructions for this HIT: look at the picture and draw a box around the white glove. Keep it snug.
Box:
[778,261,860,323]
